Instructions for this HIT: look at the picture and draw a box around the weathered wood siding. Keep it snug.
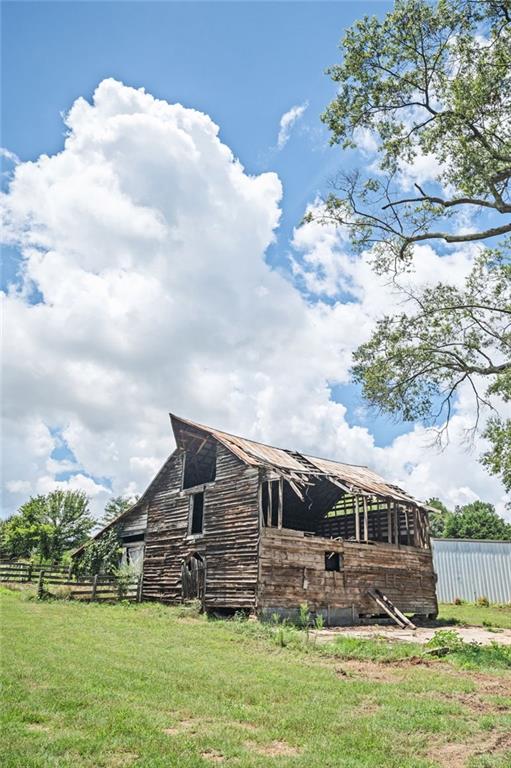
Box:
[118,505,147,541]
[142,446,260,607]
[258,528,437,621]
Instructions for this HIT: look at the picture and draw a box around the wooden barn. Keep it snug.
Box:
[76,413,438,625]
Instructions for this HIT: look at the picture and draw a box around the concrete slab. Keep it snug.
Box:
[313,624,511,646]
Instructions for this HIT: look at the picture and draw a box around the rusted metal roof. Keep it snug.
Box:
[170,414,425,508]
[303,455,417,504]
[171,414,307,472]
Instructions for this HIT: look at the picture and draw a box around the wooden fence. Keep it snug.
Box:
[0,561,142,602]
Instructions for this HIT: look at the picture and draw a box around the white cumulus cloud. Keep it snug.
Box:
[277,101,308,149]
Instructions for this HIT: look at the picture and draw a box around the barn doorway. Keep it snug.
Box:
[181,553,205,603]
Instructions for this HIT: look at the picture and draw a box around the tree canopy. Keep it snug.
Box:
[351,250,510,458]
[425,497,451,536]
[75,527,122,576]
[320,0,511,494]
[101,495,138,526]
[427,498,511,539]
[320,0,511,262]
[1,490,95,563]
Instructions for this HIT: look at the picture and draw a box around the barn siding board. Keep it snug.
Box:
[118,506,147,539]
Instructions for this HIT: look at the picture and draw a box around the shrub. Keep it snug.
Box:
[453,597,463,605]
[112,564,137,599]
[426,629,464,652]
[75,527,122,576]
[426,629,511,669]
[476,595,490,607]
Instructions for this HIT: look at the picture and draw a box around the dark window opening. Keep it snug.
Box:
[280,477,342,533]
[325,552,341,571]
[261,480,280,526]
[271,482,279,526]
[190,492,204,535]
[183,440,216,489]
[261,483,269,525]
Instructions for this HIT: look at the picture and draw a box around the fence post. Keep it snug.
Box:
[37,570,45,599]
[27,563,33,583]
[136,574,143,603]
[91,573,98,602]
[68,565,73,580]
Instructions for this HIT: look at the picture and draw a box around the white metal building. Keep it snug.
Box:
[431,538,511,604]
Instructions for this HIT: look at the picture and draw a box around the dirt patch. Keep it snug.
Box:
[470,673,511,696]
[201,749,225,763]
[441,691,504,715]
[352,698,381,716]
[246,740,301,757]
[428,730,511,767]
[163,718,200,736]
[428,740,472,768]
[335,660,407,682]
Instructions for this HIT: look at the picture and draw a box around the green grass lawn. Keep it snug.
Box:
[438,603,511,629]
[1,588,511,768]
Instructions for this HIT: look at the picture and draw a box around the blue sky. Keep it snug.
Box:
[3,0,409,444]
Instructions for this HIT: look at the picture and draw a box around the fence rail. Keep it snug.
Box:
[0,561,142,602]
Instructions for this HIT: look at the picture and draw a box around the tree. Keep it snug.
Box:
[74,527,122,576]
[319,0,511,491]
[351,249,510,461]
[320,0,511,262]
[426,497,451,536]
[443,500,511,539]
[1,497,52,561]
[426,497,511,538]
[1,490,95,562]
[102,495,138,526]
[481,403,511,492]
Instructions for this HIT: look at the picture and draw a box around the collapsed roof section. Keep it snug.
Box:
[170,414,426,511]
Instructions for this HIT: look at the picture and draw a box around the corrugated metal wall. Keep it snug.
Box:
[431,539,511,604]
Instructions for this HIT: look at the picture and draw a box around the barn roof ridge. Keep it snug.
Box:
[169,412,370,470]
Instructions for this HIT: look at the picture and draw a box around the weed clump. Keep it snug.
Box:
[426,629,511,670]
